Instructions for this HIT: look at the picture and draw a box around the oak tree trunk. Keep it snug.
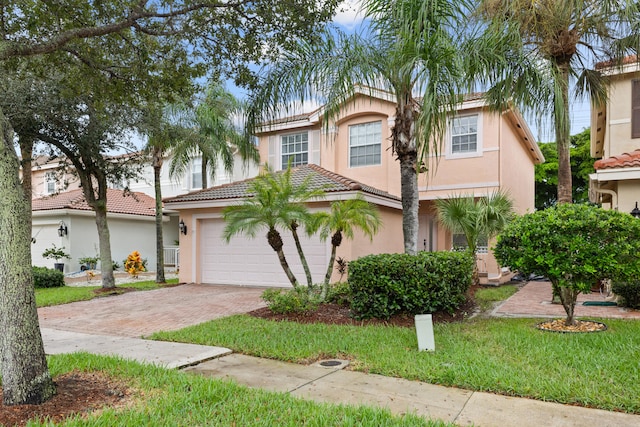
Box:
[94,202,116,288]
[0,109,55,405]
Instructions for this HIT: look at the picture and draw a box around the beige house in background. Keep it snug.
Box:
[166,87,543,287]
[590,56,640,213]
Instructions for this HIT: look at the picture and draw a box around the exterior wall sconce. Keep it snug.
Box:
[179,219,188,235]
[631,202,640,219]
[58,221,68,237]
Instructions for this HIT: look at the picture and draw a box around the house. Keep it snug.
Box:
[166,87,543,287]
[32,188,178,273]
[589,56,640,212]
[28,151,259,272]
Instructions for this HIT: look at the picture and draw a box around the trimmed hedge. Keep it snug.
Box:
[33,266,65,289]
[348,251,473,319]
[612,281,640,309]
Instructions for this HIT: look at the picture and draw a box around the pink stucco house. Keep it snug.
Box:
[165,87,543,287]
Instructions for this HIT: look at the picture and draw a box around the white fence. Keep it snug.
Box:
[163,246,180,268]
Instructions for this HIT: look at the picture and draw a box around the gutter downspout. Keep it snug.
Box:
[591,181,618,210]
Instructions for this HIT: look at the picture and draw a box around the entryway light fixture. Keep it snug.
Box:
[57,221,68,237]
[179,219,188,235]
[631,202,640,219]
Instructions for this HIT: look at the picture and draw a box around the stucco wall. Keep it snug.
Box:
[604,72,640,157]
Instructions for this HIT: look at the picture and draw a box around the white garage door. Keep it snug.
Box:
[200,218,329,287]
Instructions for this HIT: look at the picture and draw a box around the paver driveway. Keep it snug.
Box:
[38,283,267,337]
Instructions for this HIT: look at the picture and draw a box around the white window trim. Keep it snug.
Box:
[45,172,56,194]
[280,131,309,169]
[191,157,203,190]
[446,113,483,160]
[348,120,382,168]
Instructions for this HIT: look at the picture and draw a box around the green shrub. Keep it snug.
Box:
[33,266,65,288]
[612,281,640,309]
[348,251,473,319]
[262,287,321,314]
[325,281,352,305]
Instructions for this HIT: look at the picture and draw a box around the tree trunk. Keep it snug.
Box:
[153,149,166,284]
[399,155,419,255]
[267,228,298,288]
[19,138,34,207]
[555,62,572,204]
[201,157,208,189]
[0,109,55,405]
[94,203,116,288]
[392,96,419,255]
[290,221,312,287]
[322,234,340,300]
[558,286,579,326]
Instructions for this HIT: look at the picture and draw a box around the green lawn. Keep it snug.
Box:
[36,354,447,426]
[35,279,179,307]
[152,314,640,414]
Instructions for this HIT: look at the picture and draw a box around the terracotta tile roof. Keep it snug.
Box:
[594,149,640,170]
[32,188,157,217]
[596,55,638,70]
[164,164,400,204]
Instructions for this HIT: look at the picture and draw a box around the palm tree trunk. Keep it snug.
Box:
[555,62,572,204]
[322,237,339,300]
[267,228,299,288]
[201,157,208,189]
[400,155,419,255]
[153,149,166,284]
[290,221,313,287]
[0,110,55,405]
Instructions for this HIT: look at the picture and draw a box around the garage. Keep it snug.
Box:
[199,218,329,287]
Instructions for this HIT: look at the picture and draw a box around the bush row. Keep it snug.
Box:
[612,281,640,309]
[348,251,473,319]
[33,266,65,288]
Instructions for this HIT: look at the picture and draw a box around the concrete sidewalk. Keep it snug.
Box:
[41,327,640,427]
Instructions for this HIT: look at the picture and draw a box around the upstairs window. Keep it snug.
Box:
[281,132,308,168]
[45,172,56,194]
[349,121,382,167]
[632,79,640,139]
[451,115,478,154]
[191,157,203,189]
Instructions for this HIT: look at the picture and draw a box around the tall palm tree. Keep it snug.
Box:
[308,194,381,298]
[222,166,324,288]
[170,81,258,189]
[474,0,640,204]
[248,0,472,255]
[435,191,514,285]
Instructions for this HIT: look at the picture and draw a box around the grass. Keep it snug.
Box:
[474,285,518,311]
[152,314,640,414]
[35,279,179,307]
[35,353,449,426]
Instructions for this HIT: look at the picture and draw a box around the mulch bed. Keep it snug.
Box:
[537,319,608,333]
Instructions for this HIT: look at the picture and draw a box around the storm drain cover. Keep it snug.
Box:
[320,360,342,367]
[316,359,349,369]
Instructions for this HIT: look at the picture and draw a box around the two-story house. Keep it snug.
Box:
[589,56,640,213]
[165,87,543,287]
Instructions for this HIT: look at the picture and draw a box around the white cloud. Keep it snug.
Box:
[333,0,364,30]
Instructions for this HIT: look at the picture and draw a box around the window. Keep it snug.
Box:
[45,172,56,194]
[452,233,488,254]
[632,79,640,139]
[451,115,478,154]
[281,132,308,168]
[349,121,382,167]
[191,158,203,189]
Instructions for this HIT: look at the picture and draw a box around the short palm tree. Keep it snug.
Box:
[222,166,324,288]
[435,191,514,285]
[309,194,381,298]
[248,0,472,255]
[473,0,640,204]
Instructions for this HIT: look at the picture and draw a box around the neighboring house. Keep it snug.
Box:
[32,188,179,273]
[166,87,543,287]
[589,56,640,213]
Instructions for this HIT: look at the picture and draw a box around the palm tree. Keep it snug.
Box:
[474,0,640,204]
[170,81,258,189]
[309,194,381,299]
[435,191,514,285]
[248,0,472,255]
[222,166,324,288]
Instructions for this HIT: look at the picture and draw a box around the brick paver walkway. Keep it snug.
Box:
[38,283,267,337]
[495,280,640,319]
